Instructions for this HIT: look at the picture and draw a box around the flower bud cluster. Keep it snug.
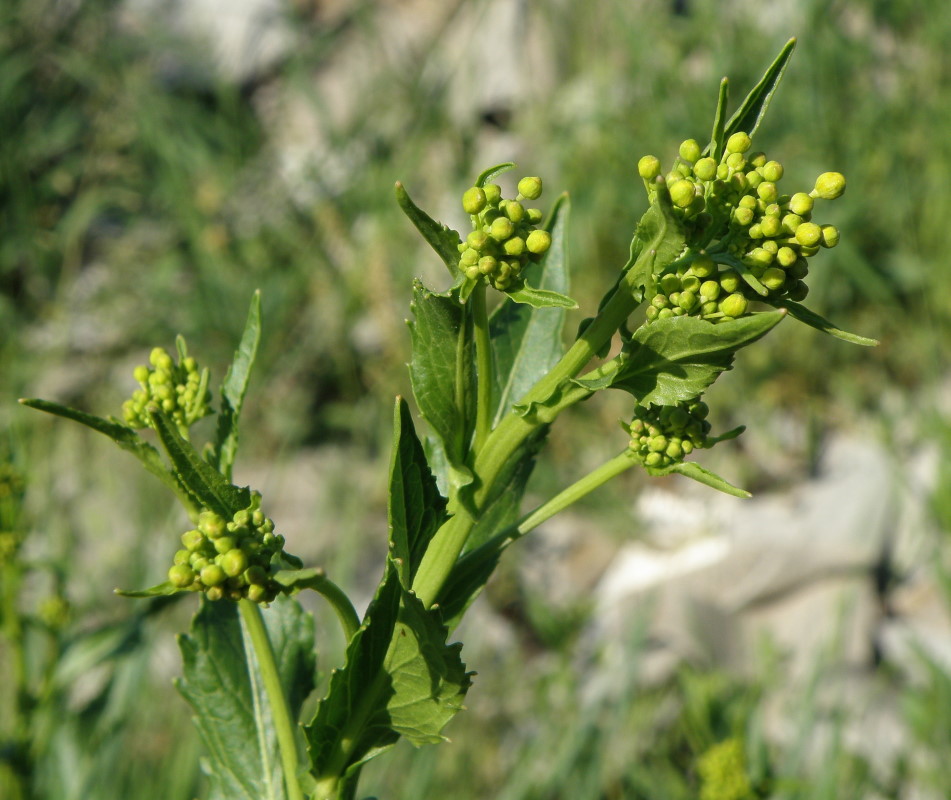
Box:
[626,399,711,468]
[122,345,211,434]
[457,176,552,291]
[167,494,289,604]
[639,133,846,321]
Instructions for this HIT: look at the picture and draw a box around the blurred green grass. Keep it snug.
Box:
[3,0,951,798]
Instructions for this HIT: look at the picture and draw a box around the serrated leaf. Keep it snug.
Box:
[490,194,572,425]
[395,182,462,278]
[212,291,262,480]
[475,163,515,187]
[18,398,193,508]
[668,461,751,498]
[177,597,316,800]
[573,312,785,404]
[773,300,878,346]
[624,182,687,302]
[306,564,470,784]
[150,409,251,517]
[708,77,730,161]
[723,38,796,143]
[388,398,449,588]
[407,282,475,474]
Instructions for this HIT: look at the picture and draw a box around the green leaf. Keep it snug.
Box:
[212,290,262,480]
[505,282,578,309]
[17,398,193,509]
[715,252,768,297]
[177,596,316,800]
[388,397,449,588]
[722,38,796,143]
[708,77,730,161]
[306,563,471,784]
[573,312,785,404]
[115,581,183,598]
[407,282,476,477]
[150,409,251,517]
[773,300,879,346]
[490,194,572,425]
[667,461,751,498]
[395,182,463,278]
[475,162,515,187]
[623,181,687,302]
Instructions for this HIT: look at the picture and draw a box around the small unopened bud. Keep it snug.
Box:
[638,155,661,181]
[691,254,716,278]
[795,222,822,247]
[168,565,196,588]
[669,179,696,209]
[761,267,786,291]
[489,217,515,241]
[788,192,814,216]
[483,184,502,205]
[694,157,717,181]
[200,563,227,587]
[726,131,752,154]
[812,172,846,200]
[517,176,543,200]
[761,160,784,182]
[679,139,701,163]
[820,224,839,248]
[526,229,552,255]
[719,293,748,318]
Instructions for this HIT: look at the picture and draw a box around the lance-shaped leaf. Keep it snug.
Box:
[388,397,449,588]
[395,182,463,278]
[17,399,193,509]
[177,596,316,800]
[504,282,577,309]
[708,77,730,161]
[407,282,476,485]
[662,461,750,498]
[150,409,251,517]
[475,162,515,187]
[771,299,878,346]
[490,194,572,425]
[573,311,785,405]
[724,38,796,144]
[306,563,471,786]
[212,290,262,480]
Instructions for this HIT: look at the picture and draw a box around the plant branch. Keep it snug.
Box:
[472,280,493,452]
[238,600,305,800]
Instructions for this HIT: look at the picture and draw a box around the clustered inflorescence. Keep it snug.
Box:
[626,399,713,469]
[457,176,553,290]
[638,132,846,324]
[167,494,289,604]
[122,345,211,435]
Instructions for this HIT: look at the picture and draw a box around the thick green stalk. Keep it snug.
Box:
[238,600,305,800]
[471,280,494,453]
[412,282,639,607]
[309,573,361,643]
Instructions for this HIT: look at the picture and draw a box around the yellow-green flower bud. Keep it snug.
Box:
[679,139,701,163]
[182,529,205,551]
[467,230,489,250]
[788,192,814,215]
[660,273,681,295]
[757,181,778,203]
[745,171,763,189]
[719,292,748,317]
[213,535,237,555]
[719,271,741,293]
[789,258,809,279]
[699,280,721,301]
[460,247,480,266]
[777,246,798,268]
[638,155,661,181]
[465,266,481,279]
[694,157,717,181]
[733,207,754,227]
[169,564,196,588]
[503,200,526,223]
[669,179,695,209]
[761,267,786,291]
[133,365,150,385]
[489,217,514,241]
[726,131,751,154]
[478,255,498,275]
[761,160,784,182]
[725,152,746,171]
[483,183,502,204]
[812,171,846,200]
[691,254,716,278]
[781,213,803,234]
[517,176,543,200]
[679,291,699,312]
[526,208,543,224]
[200,563,227,587]
[759,216,781,237]
[681,274,701,293]
[526,229,552,254]
[666,440,684,460]
[795,222,822,247]
[748,151,767,168]
[173,549,190,566]
[820,224,839,247]
[745,248,773,267]
[206,586,225,602]
[221,548,249,578]
[503,236,525,256]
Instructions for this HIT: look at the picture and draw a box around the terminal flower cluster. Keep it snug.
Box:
[457,176,552,291]
[626,399,713,469]
[167,494,294,604]
[121,342,211,436]
[638,132,846,323]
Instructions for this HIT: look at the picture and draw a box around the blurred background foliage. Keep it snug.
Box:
[2,0,950,798]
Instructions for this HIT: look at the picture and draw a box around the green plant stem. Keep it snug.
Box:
[412,283,639,607]
[516,450,637,536]
[238,599,305,800]
[472,280,493,453]
[309,573,361,642]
